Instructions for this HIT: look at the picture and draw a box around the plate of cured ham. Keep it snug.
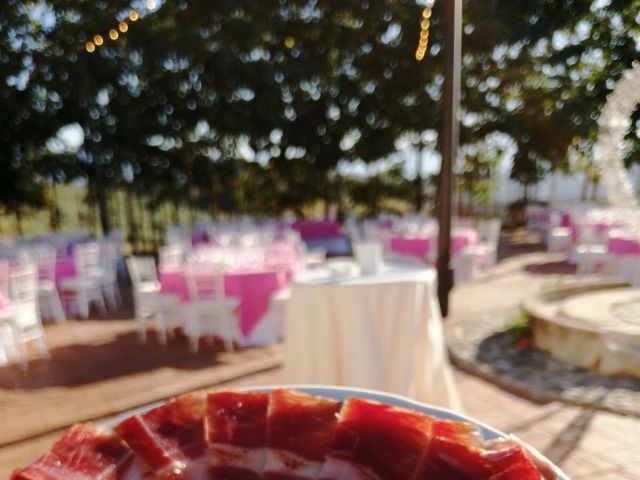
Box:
[11,385,569,480]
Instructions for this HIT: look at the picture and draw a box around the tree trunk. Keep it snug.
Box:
[591,178,600,201]
[414,150,423,213]
[125,188,138,251]
[171,199,179,225]
[135,193,147,252]
[96,185,111,235]
[208,168,218,218]
[49,182,60,232]
[580,175,589,202]
[15,208,23,237]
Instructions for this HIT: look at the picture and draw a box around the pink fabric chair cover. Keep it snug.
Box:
[451,228,479,255]
[54,257,77,287]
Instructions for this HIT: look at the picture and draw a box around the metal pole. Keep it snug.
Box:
[437,0,462,317]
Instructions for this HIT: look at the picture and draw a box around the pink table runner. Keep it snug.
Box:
[159,267,285,337]
[388,237,433,259]
[291,220,342,240]
[608,230,640,255]
[389,229,479,260]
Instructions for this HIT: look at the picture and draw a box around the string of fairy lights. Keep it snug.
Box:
[85,1,156,53]
[87,2,434,61]
[415,1,435,61]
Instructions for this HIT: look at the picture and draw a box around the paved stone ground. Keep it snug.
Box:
[2,231,639,478]
[448,231,640,417]
[0,320,282,477]
[448,230,640,478]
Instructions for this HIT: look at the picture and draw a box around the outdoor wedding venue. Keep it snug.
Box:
[2,1,640,479]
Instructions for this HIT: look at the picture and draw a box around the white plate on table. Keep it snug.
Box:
[103,384,570,480]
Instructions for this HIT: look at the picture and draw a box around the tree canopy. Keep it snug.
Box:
[1,0,639,237]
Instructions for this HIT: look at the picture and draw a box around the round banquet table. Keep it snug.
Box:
[283,261,462,409]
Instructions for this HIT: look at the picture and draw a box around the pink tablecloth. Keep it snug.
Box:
[608,230,640,255]
[389,229,479,260]
[159,267,284,337]
[292,220,342,240]
[388,237,433,259]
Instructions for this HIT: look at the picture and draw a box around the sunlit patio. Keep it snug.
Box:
[1,231,638,478]
[4,0,640,478]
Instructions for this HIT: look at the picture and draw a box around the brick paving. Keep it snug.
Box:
[449,230,640,479]
[1,230,638,478]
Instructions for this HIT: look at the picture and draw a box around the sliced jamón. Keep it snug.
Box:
[263,389,342,480]
[10,389,552,480]
[114,392,207,479]
[414,434,544,479]
[206,390,270,480]
[11,423,134,480]
[319,398,434,480]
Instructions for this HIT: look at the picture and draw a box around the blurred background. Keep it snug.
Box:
[3,0,639,248]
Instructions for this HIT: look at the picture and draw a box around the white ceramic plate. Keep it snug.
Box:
[103,384,570,480]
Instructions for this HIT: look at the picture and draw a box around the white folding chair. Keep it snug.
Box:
[0,259,9,298]
[1,265,50,370]
[477,218,501,268]
[452,246,484,284]
[127,256,181,345]
[159,244,184,271]
[59,242,107,319]
[183,263,241,353]
[31,246,66,323]
[98,240,122,312]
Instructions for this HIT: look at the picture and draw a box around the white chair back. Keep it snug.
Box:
[185,263,226,303]
[549,210,563,229]
[159,245,184,271]
[0,259,10,298]
[74,242,102,277]
[10,265,41,330]
[99,240,119,275]
[166,226,188,245]
[127,256,157,284]
[478,219,502,244]
[31,246,57,283]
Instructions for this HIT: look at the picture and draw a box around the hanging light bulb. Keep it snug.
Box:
[109,29,119,40]
[85,41,95,53]
[94,35,104,46]
[119,22,128,33]
[415,4,434,62]
[129,10,139,21]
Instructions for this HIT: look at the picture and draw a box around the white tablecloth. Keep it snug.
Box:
[284,261,462,409]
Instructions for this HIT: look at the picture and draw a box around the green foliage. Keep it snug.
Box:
[502,309,532,340]
[2,0,640,233]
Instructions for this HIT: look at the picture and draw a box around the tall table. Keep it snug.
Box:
[284,261,461,409]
